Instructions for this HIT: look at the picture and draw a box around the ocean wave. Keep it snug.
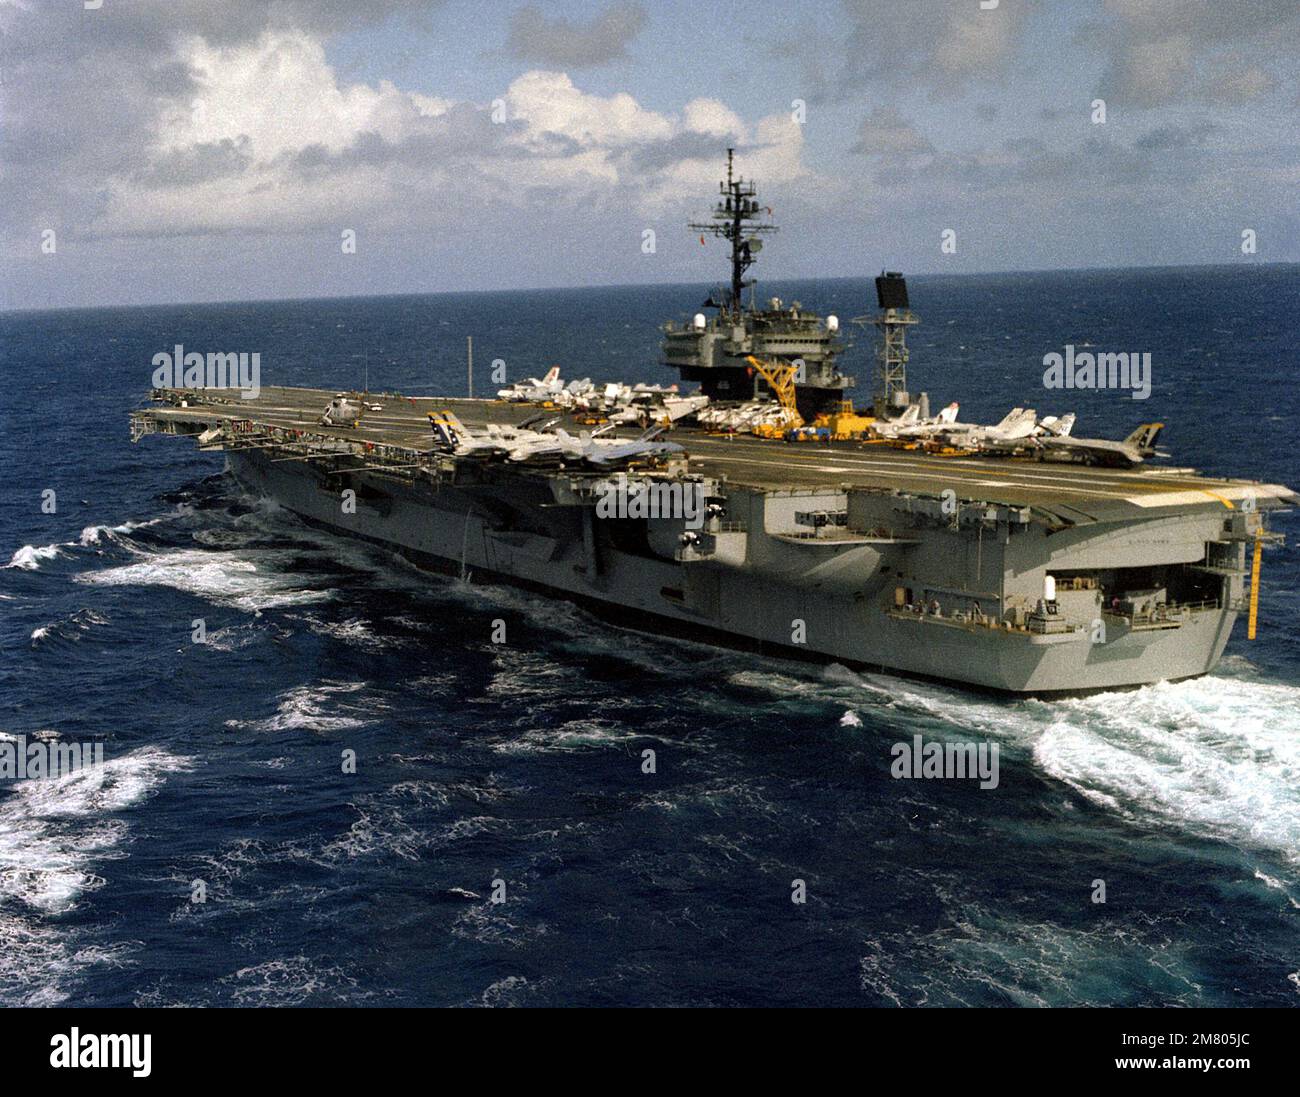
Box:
[761,661,1300,872]
[1032,676,1300,867]
[4,512,180,573]
[0,910,138,1007]
[404,672,458,698]
[29,608,110,647]
[0,746,193,916]
[491,717,646,755]
[224,680,374,733]
[320,798,492,863]
[220,955,369,1006]
[200,619,272,652]
[4,544,64,570]
[1252,869,1300,909]
[452,896,549,950]
[78,517,165,547]
[162,836,335,925]
[302,616,405,653]
[473,974,533,1007]
[858,892,1202,1007]
[483,649,580,700]
[190,527,259,548]
[74,548,333,611]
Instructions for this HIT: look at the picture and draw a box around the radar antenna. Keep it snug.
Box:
[689,148,777,318]
[852,271,919,419]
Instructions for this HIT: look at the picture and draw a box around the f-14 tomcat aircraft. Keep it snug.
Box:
[545,426,684,466]
[871,398,1158,468]
[427,410,682,468]
[607,392,711,426]
[504,425,683,466]
[496,365,563,401]
[979,420,1165,468]
[871,404,1038,445]
[426,410,559,458]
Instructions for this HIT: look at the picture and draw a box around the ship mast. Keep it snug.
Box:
[689,148,777,318]
[853,271,920,419]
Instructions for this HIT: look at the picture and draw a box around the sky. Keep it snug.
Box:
[1,0,1297,310]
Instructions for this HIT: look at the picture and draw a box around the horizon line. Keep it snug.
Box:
[2,258,1292,318]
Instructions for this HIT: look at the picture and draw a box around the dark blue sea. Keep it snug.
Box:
[1,267,1298,1007]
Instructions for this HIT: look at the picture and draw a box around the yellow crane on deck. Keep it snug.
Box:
[744,355,803,438]
[743,354,877,441]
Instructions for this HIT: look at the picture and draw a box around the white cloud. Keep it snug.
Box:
[504,70,674,148]
[681,99,746,139]
[71,31,813,240]
[169,33,429,157]
[930,4,1024,84]
[1,0,817,257]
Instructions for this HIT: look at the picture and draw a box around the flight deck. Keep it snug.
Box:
[133,384,1296,528]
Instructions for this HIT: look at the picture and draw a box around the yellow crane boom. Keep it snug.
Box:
[744,355,804,432]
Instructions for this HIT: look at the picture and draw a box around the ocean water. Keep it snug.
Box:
[1,266,1298,1007]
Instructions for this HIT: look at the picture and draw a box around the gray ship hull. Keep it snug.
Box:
[130,386,1293,696]
[225,445,1249,696]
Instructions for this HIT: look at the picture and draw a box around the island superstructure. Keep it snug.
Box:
[661,149,854,419]
[130,155,1294,695]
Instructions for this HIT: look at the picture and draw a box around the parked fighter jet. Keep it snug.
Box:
[558,378,596,406]
[497,366,557,402]
[936,407,1040,446]
[505,425,683,467]
[968,411,1075,452]
[572,381,681,415]
[554,427,685,467]
[494,370,595,406]
[427,410,557,459]
[981,421,1164,467]
[872,402,960,440]
[320,393,383,427]
[697,399,794,432]
[607,392,710,426]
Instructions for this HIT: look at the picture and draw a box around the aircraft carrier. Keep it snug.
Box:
[130,156,1294,695]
